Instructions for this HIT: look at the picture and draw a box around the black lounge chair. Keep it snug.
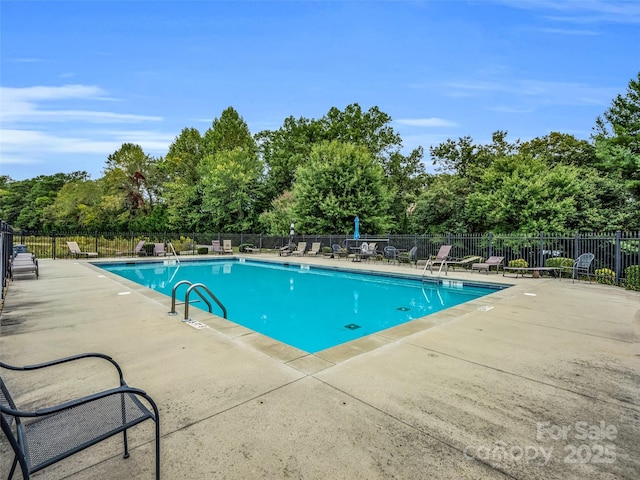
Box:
[1,353,160,479]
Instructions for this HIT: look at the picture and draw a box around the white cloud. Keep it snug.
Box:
[530,27,599,36]
[0,85,162,124]
[0,85,171,178]
[1,128,172,156]
[12,57,45,63]
[395,118,458,128]
[487,105,536,114]
[3,84,105,102]
[497,0,640,24]
[1,129,127,155]
[444,78,617,107]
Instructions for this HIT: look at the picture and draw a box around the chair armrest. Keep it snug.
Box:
[1,353,125,385]
[0,385,154,419]
[36,386,153,416]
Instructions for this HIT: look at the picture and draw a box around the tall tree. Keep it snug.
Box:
[164,127,205,185]
[0,172,88,230]
[430,130,516,183]
[410,174,473,233]
[519,132,596,168]
[162,128,206,231]
[383,147,428,232]
[197,148,263,232]
[103,143,160,217]
[195,107,262,232]
[203,106,257,156]
[593,72,640,198]
[42,178,103,230]
[258,103,408,203]
[321,104,402,161]
[257,115,322,201]
[466,155,626,233]
[291,141,392,234]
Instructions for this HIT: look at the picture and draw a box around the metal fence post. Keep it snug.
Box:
[52,231,57,260]
[488,233,493,258]
[615,230,621,285]
[539,231,544,268]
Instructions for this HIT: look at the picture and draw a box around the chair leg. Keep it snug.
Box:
[123,430,130,458]
[155,419,161,480]
[9,455,19,479]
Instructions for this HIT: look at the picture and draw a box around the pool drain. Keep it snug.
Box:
[344,323,361,330]
[396,306,410,311]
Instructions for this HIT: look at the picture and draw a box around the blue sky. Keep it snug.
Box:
[1,0,638,181]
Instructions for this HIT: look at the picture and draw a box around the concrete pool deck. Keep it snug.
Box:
[1,254,639,479]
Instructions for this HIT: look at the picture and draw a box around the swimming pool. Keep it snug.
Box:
[99,259,503,353]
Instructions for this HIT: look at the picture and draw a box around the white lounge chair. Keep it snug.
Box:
[154,243,167,256]
[291,242,307,256]
[66,241,98,258]
[472,256,505,274]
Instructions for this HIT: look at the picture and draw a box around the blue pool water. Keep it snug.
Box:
[99,259,502,353]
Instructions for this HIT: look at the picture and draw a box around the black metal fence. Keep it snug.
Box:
[1,221,14,300]
[6,228,640,285]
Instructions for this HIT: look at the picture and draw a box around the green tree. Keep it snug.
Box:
[410,174,473,233]
[258,104,407,203]
[593,72,640,198]
[164,127,205,185]
[203,106,257,156]
[430,130,516,183]
[321,104,402,162]
[162,128,206,231]
[257,115,322,201]
[0,172,89,230]
[190,108,263,232]
[519,132,597,168]
[291,141,393,234]
[42,178,102,230]
[465,155,626,233]
[198,148,264,232]
[258,191,294,235]
[103,143,160,218]
[383,147,428,232]
[163,182,203,231]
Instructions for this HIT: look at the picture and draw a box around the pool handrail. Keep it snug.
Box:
[184,283,227,320]
[168,280,227,320]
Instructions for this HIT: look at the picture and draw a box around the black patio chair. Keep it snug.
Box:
[569,252,595,283]
[1,353,160,479]
[383,245,397,263]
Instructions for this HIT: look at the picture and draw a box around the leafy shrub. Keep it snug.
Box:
[545,257,574,276]
[595,268,616,285]
[322,246,332,254]
[508,258,529,268]
[625,265,640,291]
[175,236,195,251]
[197,247,209,254]
[238,243,254,253]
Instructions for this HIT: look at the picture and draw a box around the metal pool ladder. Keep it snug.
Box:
[168,242,180,264]
[168,280,227,321]
[421,260,447,280]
